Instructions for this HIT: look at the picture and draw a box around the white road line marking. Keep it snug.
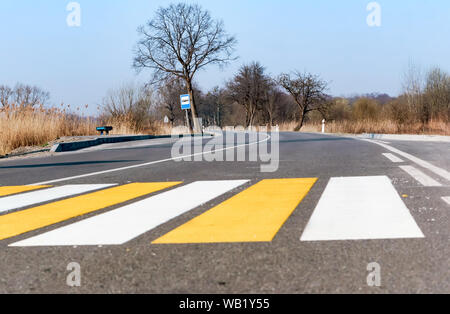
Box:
[442,197,450,206]
[364,140,450,182]
[11,180,249,247]
[300,176,425,241]
[374,140,391,144]
[399,166,443,187]
[29,134,269,186]
[0,185,116,214]
[382,153,404,163]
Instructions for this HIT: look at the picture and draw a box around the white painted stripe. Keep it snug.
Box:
[374,140,391,144]
[399,166,442,187]
[442,197,450,206]
[364,140,450,182]
[0,185,116,214]
[382,153,404,163]
[30,134,270,186]
[11,180,249,247]
[300,176,424,241]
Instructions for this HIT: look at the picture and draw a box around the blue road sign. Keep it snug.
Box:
[180,94,191,110]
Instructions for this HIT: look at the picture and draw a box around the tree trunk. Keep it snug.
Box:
[245,110,250,128]
[245,105,252,128]
[248,110,256,128]
[186,80,200,133]
[294,108,307,132]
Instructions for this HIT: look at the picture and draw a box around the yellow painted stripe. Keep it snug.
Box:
[0,186,51,197]
[0,182,181,240]
[153,178,317,244]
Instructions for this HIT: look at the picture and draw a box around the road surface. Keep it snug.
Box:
[0,132,448,293]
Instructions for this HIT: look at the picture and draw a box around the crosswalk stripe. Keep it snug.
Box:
[399,166,442,187]
[0,186,51,197]
[0,182,181,241]
[300,176,425,241]
[10,180,248,247]
[0,185,116,214]
[153,178,317,244]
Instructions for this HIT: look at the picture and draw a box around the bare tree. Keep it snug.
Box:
[102,83,154,131]
[200,87,228,127]
[262,82,283,127]
[0,85,13,107]
[133,3,237,132]
[227,62,270,127]
[402,61,424,122]
[274,93,297,123]
[278,71,329,131]
[157,78,186,126]
[0,83,49,108]
[351,98,379,121]
[424,67,450,121]
[13,83,49,107]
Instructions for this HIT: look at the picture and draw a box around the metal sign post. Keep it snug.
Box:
[185,110,191,131]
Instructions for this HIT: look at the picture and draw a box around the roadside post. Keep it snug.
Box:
[180,94,191,131]
[322,119,326,134]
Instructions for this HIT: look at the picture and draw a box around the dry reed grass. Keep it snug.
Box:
[0,104,175,156]
[0,104,98,155]
[101,115,173,136]
[279,120,449,135]
[0,105,175,156]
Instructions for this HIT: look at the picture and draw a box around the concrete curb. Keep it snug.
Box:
[50,134,209,153]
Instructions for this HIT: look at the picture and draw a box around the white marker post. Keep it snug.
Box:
[322,119,326,134]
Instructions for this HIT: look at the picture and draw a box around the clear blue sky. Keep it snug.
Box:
[1,0,449,115]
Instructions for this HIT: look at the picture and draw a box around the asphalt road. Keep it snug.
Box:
[0,132,448,293]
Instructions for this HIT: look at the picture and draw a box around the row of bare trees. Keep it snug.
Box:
[152,64,449,133]
[132,3,330,131]
[301,64,450,134]
[402,63,450,125]
[0,83,49,108]
[152,61,329,130]
[226,63,330,130]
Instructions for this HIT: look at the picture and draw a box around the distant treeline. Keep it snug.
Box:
[111,62,447,134]
[2,63,449,137]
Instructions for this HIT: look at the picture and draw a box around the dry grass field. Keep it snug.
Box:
[0,105,171,156]
[279,120,449,135]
